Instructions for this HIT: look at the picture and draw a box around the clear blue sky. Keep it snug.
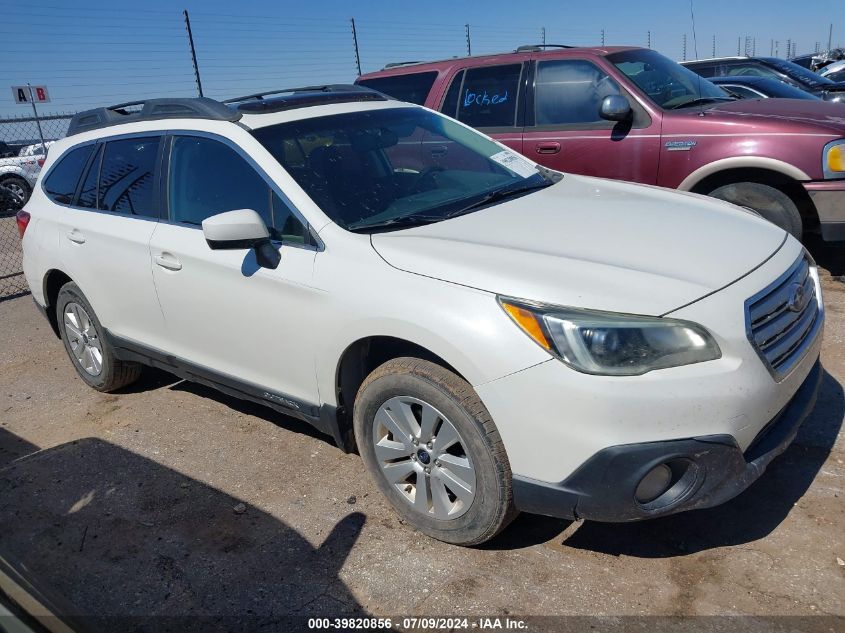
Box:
[0,0,840,123]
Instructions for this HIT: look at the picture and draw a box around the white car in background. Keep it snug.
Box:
[820,59,845,79]
[16,87,824,545]
[0,141,54,208]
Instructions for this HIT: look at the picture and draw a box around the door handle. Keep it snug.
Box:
[535,142,561,154]
[66,229,85,244]
[154,253,182,271]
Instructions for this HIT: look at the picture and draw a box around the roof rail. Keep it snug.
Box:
[224,84,389,114]
[515,44,575,52]
[382,61,425,69]
[66,97,241,136]
[224,84,378,104]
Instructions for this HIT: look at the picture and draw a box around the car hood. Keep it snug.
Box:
[706,98,845,132]
[371,175,787,316]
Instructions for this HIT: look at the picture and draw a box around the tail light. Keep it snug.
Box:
[15,209,31,238]
[37,159,45,167]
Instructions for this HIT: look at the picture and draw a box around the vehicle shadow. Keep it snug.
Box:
[488,368,844,556]
[115,366,331,445]
[0,434,367,632]
[805,234,845,278]
[0,426,39,469]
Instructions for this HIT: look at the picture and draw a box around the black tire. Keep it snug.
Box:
[353,357,516,545]
[0,175,30,209]
[707,181,803,240]
[56,282,141,392]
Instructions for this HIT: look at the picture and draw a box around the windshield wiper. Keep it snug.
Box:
[349,180,554,233]
[670,97,735,110]
[440,181,554,220]
[348,213,446,233]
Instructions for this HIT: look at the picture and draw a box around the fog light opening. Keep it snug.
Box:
[635,463,673,504]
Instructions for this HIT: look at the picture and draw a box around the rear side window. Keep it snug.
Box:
[454,64,522,128]
[356,72,437,105]
[43,144,95,204]
[168,136,308,243]
[98,137,160,217]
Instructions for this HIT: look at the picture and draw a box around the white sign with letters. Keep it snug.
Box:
[12,85,50,104]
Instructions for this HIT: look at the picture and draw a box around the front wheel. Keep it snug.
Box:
[0,176,30,209]
[707,181,802,240]
[353,357,516,545]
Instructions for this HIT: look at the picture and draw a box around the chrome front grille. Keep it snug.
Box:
[745,254,822,380]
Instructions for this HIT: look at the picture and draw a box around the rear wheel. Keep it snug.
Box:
[354,357,516,545]
[57,282,141,392]
[707,181,802,239]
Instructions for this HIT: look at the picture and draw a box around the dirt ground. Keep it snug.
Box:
[0,241,843,632]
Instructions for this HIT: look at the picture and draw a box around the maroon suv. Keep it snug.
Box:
[357,45,845,241]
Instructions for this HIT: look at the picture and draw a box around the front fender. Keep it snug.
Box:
[677,157,811,192]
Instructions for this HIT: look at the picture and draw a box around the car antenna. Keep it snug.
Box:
[689,0,705,116]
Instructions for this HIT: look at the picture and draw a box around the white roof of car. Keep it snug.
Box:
[240,99,415,130]
[820,60,845,76]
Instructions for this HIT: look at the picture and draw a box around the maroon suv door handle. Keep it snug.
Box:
[535,142,561,154]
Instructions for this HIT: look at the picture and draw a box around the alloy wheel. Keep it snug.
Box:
[63,302,103,376]
[372,396,476,520]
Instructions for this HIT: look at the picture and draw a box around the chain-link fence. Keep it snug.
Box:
[1,114,74,300]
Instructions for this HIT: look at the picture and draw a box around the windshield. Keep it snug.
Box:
[607,49,733,109]
[762,57,834,86]
[252,107,550,232]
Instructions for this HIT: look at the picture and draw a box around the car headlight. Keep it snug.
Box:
[823,139,845,179]
[499,298,721,376]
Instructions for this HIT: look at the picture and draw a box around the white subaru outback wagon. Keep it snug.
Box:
[17,86,824,545]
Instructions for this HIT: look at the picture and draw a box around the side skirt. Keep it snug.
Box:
[104,330,347,448]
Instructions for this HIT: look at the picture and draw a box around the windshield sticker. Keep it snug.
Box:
[489,150,537,178]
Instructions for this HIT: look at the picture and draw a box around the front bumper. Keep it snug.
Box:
[803,180,845,241]
[512,359,821,522]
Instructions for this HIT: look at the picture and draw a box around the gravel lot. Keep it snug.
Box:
[0,242,843,631]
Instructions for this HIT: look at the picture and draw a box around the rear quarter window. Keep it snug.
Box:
[357,71,437,105]
[43,144,95,205]
[453,64,522,129]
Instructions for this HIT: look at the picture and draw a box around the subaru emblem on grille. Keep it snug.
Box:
[787,282,806,313]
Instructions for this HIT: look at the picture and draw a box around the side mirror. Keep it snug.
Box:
[599,95,633,122]
[201,209,281,270]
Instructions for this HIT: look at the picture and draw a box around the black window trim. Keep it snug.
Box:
[73,143,104,209]
[160,129,322,252]
[527,58,652,131]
